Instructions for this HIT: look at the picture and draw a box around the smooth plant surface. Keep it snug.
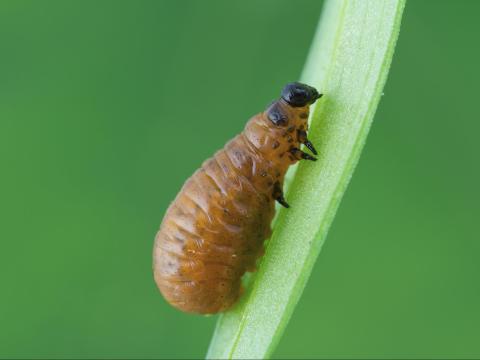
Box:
[207,0,406,358]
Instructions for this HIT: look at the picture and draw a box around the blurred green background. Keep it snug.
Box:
[1,0,479,358]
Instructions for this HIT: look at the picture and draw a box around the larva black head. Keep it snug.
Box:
[281,82,322,107]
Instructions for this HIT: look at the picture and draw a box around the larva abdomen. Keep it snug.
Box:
[153,83,322,314]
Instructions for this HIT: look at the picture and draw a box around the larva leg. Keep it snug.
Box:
[297,130,318,155]
[290,147,317,161]
[303,140,317,155]
[273,181,290,208]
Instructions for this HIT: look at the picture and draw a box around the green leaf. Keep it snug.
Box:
[206,0,406,358]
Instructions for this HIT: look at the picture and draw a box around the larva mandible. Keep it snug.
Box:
[153,82,322,314]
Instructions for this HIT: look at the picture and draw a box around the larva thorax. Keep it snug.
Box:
[246,101,309,169]
[240,83,322,204]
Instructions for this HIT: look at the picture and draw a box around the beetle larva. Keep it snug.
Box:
[153,82,322,314]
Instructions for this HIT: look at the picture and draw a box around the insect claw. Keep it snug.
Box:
[273,181,289,208]
[292,147,317,161]
[276,195,290,208]
[290,148,317,161]
[303,140,318,155]
[301,152,317,161]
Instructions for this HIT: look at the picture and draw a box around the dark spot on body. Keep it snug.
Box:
[266,102,288,126]
[287,126,295,133]
[260,170,267,177]
[272,141,280,149]
[300,112,309,119]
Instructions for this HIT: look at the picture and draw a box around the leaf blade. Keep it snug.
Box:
[207,0,406,358]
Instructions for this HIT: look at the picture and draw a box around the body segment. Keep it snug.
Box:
[153,83,322,314]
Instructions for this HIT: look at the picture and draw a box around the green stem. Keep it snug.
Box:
[207,1,406,358]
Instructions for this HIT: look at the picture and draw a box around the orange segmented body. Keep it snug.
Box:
[153,83,322,314]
